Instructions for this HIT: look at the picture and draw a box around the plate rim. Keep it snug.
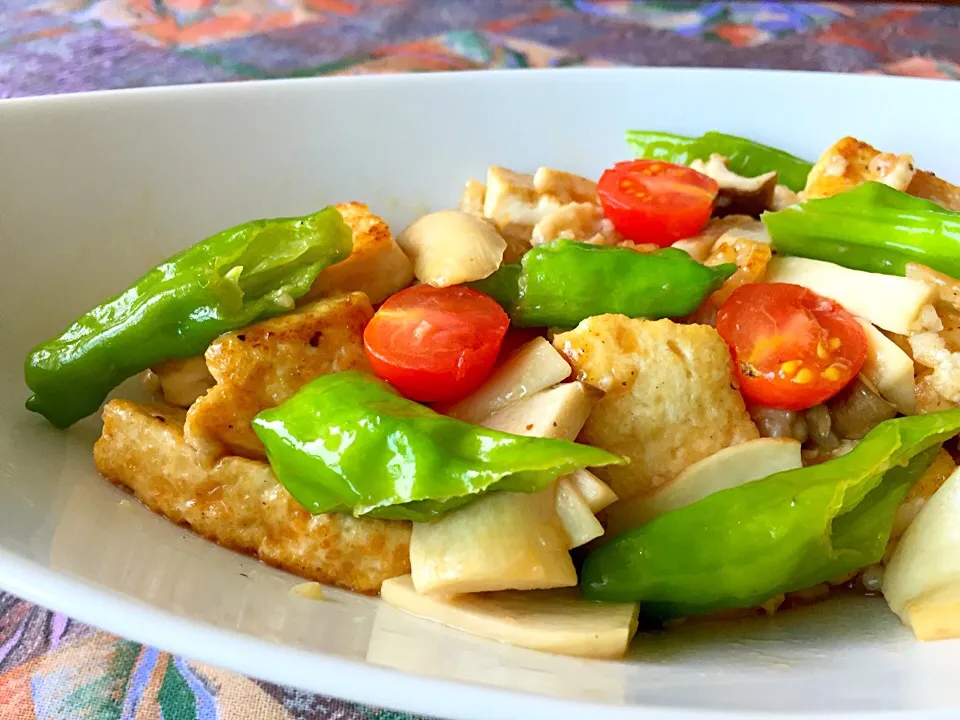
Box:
[0,65,956,112]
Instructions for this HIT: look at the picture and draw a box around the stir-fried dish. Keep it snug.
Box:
[25,132,960,659]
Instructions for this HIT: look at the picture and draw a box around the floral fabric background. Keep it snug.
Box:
[1,0,959,97]
[2,1,959,718]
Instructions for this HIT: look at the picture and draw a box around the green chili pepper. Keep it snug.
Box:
[25,207,352,429]
[470,240,734,328]
[764,182,960,279]
[252,371,624,522]
[626,130,813,192]
[580,408,960,620]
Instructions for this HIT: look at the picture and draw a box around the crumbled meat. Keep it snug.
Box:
[704,232,772,305]
[531,202,622,246]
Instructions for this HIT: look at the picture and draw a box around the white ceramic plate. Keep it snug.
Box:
[2,68,960,720]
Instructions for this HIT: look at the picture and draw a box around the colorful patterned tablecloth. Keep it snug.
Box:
[2,1,960,718]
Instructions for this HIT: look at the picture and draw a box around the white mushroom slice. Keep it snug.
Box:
[883,465,960,641]
[441,337,572,424]
[605,438,802,535]
[691,154,778,194]
[857,320,916,415]
[397,210,506,287]
[765,256,933,335]
[380,575,639,659]
[690,153,778,216]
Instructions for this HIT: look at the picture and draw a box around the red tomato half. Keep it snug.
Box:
[716,283,868,411]
[597,160,718,246]
[363,285,509,403]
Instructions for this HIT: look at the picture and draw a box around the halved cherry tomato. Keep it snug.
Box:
[363,284,509,403]
[597,160,718,247]
[716,283,868,411]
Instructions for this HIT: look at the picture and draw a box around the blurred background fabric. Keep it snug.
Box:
[2,1,960,719]
[1,1,959,97]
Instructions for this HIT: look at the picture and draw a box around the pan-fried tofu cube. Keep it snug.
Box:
[532,167,598,204]
[553,315,758,502]
[483,166,559,229]
[804,137,960,211]
[804,137,916,199]
[306,202,413,305]
[184,292,372,466]
[481,166,600,261]
[94,400,410,594]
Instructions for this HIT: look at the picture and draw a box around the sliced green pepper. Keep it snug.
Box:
[764,181,960,279]
[25,207,352,428]
[470,240,734,328]
[626,130,813,192]
[580,408,960,620]
[252,371,624,522]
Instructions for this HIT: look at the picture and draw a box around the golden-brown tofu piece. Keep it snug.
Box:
[804,137,960,210]
[553,315,758,501]
[480,166,600,262]
[95,400,411,594]
[184,292,373,465]
[804,137,915,199]
[306,202,414,305]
